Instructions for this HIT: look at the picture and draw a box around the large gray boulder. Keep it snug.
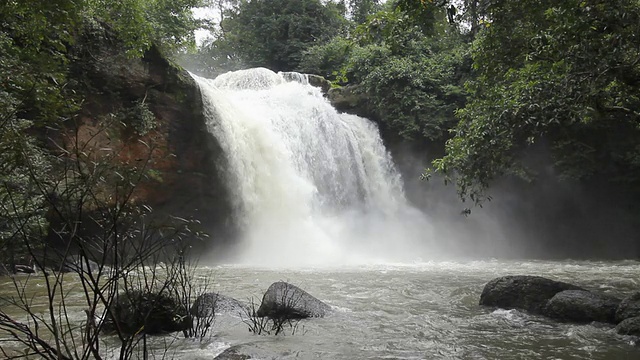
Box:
[615,291,640,323]
[543,290,620,323]
[616,316,640,336]
[257,282,331,319]
[191,293,248,317]
[479,275,584,314]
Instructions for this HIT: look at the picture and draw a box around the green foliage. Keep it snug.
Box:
[0,1,79,267]
[298,36,353,81]
[301,5,470,141]
[435,0,640,202]
[0,117,50,268]
[392,0,445,35]
[349,0,382,24]
[192,0,347,73]
[0,0,200,266]
[86,0,202,56]
[348,34,468,140]
[120,99,157,136]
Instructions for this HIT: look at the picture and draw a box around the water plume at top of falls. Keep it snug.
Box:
[192,68,434,266]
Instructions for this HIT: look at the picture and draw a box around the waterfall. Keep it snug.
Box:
[192,68,433,266]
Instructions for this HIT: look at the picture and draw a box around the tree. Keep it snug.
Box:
[349,0,382,24]
[300,3,471,143]
[196,0,347,73]
[433,0,640,203]
[86,0,204,56]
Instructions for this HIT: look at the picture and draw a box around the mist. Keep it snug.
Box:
[392,142,640,260]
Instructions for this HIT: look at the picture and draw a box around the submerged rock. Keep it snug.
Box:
[479,275,584,314]
[616,291,640,323]
[616,316,640,336]
[257,281,331,319]
[214,346,252,360]
[543,290,620,323]
[190,292,248,317]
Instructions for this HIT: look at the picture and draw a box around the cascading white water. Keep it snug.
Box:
[192,68,434,266]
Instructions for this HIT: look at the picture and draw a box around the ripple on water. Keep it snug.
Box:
[2,260,640,359]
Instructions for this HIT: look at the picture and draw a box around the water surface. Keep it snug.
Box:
[170,259,640,359]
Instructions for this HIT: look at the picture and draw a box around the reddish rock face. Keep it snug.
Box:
[58,27,235,252]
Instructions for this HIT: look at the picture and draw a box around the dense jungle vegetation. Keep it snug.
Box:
[2,0,640,267]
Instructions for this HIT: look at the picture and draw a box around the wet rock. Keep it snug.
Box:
[307,74,331,94]
[102,290,189,335]
[616,291,640,323]
[479,275,584,314]
[13,264,35,274]
[328,85,366,113]
[191,293,248,317]
[1,264,35,274]
[64,20,234,248]
[257,281,331,319]
[543,290,620,323]
[214,346,252,360]
[616,316,640,336]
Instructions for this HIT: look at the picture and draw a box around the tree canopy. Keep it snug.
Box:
[190,0,346,74]
[434,0,640,203]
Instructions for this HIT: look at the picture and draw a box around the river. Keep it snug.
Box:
[4,260,639,359]
[146,260,640,359]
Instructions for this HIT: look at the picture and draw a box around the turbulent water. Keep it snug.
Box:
[2,261,640,359]
[104,261,640,359]
[188,261,640,360]
[192,68,434,266]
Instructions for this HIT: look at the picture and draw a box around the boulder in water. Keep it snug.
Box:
[191,292,248,317]
[102,290,189,335]
[615,291,640,323]
[543,290,620,323]
[214,346,252,360]
[616,316,640,336]
[479,275,584,314]
[14,264,35,274]
[257,282,331,318]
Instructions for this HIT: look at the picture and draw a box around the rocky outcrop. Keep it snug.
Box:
[328,85,371,116]
[479,275,584,314]
[59,21,234,248]
[257,282,331,319]
[307,74,331,94]
[191,293,248,317]
[103,290,189,335]
[616,316,640,336]
[615,291,640,323]
[543,290,620,323]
